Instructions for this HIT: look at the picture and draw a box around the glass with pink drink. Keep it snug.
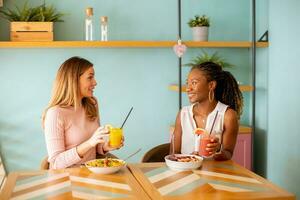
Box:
[199,111,220,157]
[199,133,215,157]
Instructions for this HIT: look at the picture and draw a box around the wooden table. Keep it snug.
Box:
[128,160,295,200]
[0,166,150,200]
[0,161,295,200]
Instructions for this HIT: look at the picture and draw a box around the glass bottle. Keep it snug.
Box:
[100,16,108,41]
[85,7,94,41]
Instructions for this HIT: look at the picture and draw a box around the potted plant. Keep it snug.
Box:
[0,1,64,41]
[184,50,233,68]
[188,15,210,41]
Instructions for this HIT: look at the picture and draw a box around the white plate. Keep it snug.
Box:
[165,154,203,171]
[85,159,126,174]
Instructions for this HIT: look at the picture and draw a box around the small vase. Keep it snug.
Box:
[192,26,209,41]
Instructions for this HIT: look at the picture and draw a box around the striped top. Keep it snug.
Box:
[44,105,105,169]
[180,101,228,154]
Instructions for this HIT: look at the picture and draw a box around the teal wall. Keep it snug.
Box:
[266,0,300,197]
[1,0,251,174]
[254,0,269,178]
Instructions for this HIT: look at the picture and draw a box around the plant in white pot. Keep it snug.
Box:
[188,15,210,41]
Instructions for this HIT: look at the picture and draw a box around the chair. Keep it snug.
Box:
[141,143,170,162]
[40,156,49,170]
[0,155,7,190]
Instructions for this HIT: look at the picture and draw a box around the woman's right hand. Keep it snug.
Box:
[87,126,109,147]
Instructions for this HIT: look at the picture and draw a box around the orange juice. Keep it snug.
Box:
[109,127,123,147]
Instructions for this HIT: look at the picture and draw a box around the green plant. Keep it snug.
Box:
[0,1,64,22]
[184,51,233,68]
[188,15,210,27]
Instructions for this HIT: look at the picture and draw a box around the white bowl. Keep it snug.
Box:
[85,159,126,174]
[165,154,203,171]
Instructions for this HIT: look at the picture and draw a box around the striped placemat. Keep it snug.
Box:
[139,163,270,197]
[9,169,135,200]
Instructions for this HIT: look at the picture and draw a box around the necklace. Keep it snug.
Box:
[193,103,210,128]
[195,113,207,128]
[200,115,207,124]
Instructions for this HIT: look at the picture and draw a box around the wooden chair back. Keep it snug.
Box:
[40,156,49,170]
[141,143,170,162]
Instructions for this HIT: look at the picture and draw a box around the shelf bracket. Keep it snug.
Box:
[258,30,268,42]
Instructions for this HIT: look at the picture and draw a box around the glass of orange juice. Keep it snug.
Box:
[109,127,123,147]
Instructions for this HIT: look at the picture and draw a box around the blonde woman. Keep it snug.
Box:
[43,56,122,169]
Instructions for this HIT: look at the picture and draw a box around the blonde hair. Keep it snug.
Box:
[42,56,98,127]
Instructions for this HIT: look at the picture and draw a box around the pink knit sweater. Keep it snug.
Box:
[44,105,105,169]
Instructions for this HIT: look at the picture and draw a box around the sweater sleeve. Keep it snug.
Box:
[44,108,81,169]
[94,99,108,156]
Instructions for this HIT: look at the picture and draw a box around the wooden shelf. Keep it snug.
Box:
[238,126,252,134]
[169,125,252,134]
[0,41,269,48]
[169,84,254,92]
[184,41,269,48]
[0,41,175,48]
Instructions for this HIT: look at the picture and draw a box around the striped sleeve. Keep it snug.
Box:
[44,107,81,169]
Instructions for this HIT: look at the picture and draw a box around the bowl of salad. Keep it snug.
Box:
[85,158,126,174]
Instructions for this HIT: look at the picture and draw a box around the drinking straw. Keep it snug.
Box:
[123,148,141,161]
[209,111,219,135]
[120,107,133,129]
[172,133,175,155]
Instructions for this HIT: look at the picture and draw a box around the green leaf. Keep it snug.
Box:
[0,1,64,22]
[188,14,210,28]
[183,50,234,68]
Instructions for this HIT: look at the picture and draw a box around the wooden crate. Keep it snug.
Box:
[10,22,53,41]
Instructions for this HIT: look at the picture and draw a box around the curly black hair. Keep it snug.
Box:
[191,62,243,118]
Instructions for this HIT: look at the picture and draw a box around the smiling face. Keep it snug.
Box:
[79,67,97,99]
[186,68,215,104]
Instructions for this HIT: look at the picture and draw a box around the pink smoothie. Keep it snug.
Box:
[199,135,213,157]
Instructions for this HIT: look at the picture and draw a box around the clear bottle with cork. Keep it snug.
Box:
[100,16,108,41]
[85,7,94,41]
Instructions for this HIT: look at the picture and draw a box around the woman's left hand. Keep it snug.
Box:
[206,137,221,155]
[103,136,125,151]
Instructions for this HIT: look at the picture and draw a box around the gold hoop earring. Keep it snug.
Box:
[209,89,214,102]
